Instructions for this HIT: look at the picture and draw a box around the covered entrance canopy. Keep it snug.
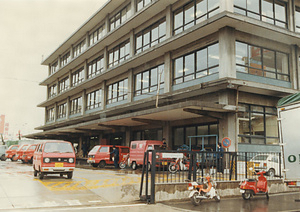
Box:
[26,100,238,140]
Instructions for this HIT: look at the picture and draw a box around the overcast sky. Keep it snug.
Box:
[0,0,107,138]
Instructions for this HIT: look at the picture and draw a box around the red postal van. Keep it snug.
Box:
[129,140,166,170]
[22,144,38,163]
[14,144,29,161]
[33,140,76,179]
[5,145,19,161]
[87,145,129,168]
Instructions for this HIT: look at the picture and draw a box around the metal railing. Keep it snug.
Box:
[139,150,282,203]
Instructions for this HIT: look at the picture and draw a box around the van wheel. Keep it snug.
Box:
[39,172,44,180]
[0,155,6,161]
[99,161,106,168]
[11,155,17,162]
[92,163,99,168]
[67,172,73,179]
[29,157,33,164]
[268,169,275,177]
[132,162,137,170]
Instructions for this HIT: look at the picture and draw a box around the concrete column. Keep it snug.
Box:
[125,127,131,147]
[131,0,136,15]
[70,45,74,59]
[219,0,234,13]
[44,108,47,125]
[86,32,90,48]
[292,45,299,90]
[54,103,57,122]
[69,70,72,88]
[128,69,134,103]
[66,96,70,120]
[288,0,295,32]
[219,113,237,152]
[101,81,107,110]
[129,30,135,57]
[163,121,171,149]
[82,89,86,116]
[58,55,61,69]
[105,14,110,33]
[48,64,51,76]
[56,79,59,95]
[84,60,88,80]
[164,52,172,93]
[219,27,236,79]
[165,5,173,39]
[103,46,108,71]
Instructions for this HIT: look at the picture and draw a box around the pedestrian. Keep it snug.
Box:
[110,145,119,168]
[82,142,88,158]
[162,138,167,149]
[217,143,224,174]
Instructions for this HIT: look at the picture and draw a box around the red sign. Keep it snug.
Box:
[221,137,231,149]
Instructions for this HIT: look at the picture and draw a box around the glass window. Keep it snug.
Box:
[48,84,57,98]
[57,103,67,119]
[107,79,128,104]
[296,7,300,33]
[236,41,289,82]
[71,67,84,87]
[173,43,219,85]
[61,52,70,67]
[135,18,166,54]
[234,0,287,28]
[238,104,279,145]
[88,56,104,78]
[174,0,220,35]
[137,0,152,11]
[70,96,82,115]
[110,4,131,31]
[134,65,164,96]
[86,89,102,110]
[108,40,130,68]
[59,77,69,93]
[46,107,55,122]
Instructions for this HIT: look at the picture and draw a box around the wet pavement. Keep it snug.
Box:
[1,160,300,212]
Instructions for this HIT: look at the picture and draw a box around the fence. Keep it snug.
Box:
[139,149,282,203]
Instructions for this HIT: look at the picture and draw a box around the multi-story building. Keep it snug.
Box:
[27,0,300,154]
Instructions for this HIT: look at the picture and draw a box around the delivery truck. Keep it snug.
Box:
[278,93,300,187]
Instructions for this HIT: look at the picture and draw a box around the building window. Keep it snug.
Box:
[61,51,71,67]
[90,25,105,45]
[137,0,152,11]
[135,64,164,96]
[88,56,104,79]
[73,40,86,58]
[236,41,290,81]
[71,67,84,87]
[133,128,163,141]
[110,4,131,31]
[86,89,102,110]
[59,77,69,93]
[238,104,279,145]
[174,0,220,35]
[46,107,55,122]
[173,43,219,85]
[135,18,166,54]
[70,96,82,115]
[173,124,218,150]
[107,78,128,104]
[108,40,130,68]
[48,84,57,98]
[234,0,287,28]
[57,103,67,119]
[50,61,58,75]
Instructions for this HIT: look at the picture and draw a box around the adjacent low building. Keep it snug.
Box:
[26,0,300,155]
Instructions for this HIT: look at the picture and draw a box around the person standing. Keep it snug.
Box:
[217,143,224,174]
[110,145,119,168]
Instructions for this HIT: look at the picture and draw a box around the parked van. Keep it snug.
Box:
[5,145,19,161]
[22,144,38,163]
[87,145,129,168]
[0,145,7,161]
[33,140,76,179]
[14,144,29,161]
[129,140,166,170]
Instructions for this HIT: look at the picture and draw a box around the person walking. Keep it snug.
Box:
[110,145,119,168]
[217,143,224,174]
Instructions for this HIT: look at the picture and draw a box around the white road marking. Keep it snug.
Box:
[48,203,147,211]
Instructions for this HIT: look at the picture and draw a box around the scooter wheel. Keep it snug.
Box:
[242,191,252,200]
[191,192,202,206]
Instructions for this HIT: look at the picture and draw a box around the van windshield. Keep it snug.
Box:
[89,146,99,153]
[44,142,74,153]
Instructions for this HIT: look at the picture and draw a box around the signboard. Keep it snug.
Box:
[162,153,184,159]
[278,104,300,181]
[221,137,231,149]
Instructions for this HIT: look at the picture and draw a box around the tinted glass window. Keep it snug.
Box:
[44,142,74,153]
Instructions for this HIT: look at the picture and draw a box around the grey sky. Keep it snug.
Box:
[0,0,107,138]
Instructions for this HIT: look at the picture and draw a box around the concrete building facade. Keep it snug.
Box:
[27,0,300,155]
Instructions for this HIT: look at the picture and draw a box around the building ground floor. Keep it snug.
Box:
[27,79,288,156]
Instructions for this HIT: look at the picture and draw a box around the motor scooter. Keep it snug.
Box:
[240,170,269,200]
[187,175,220,206]
[119,154,129,169]
[168,157,190,173]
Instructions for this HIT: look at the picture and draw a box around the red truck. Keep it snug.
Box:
[129,140,167,170]
[87,145,129,168]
